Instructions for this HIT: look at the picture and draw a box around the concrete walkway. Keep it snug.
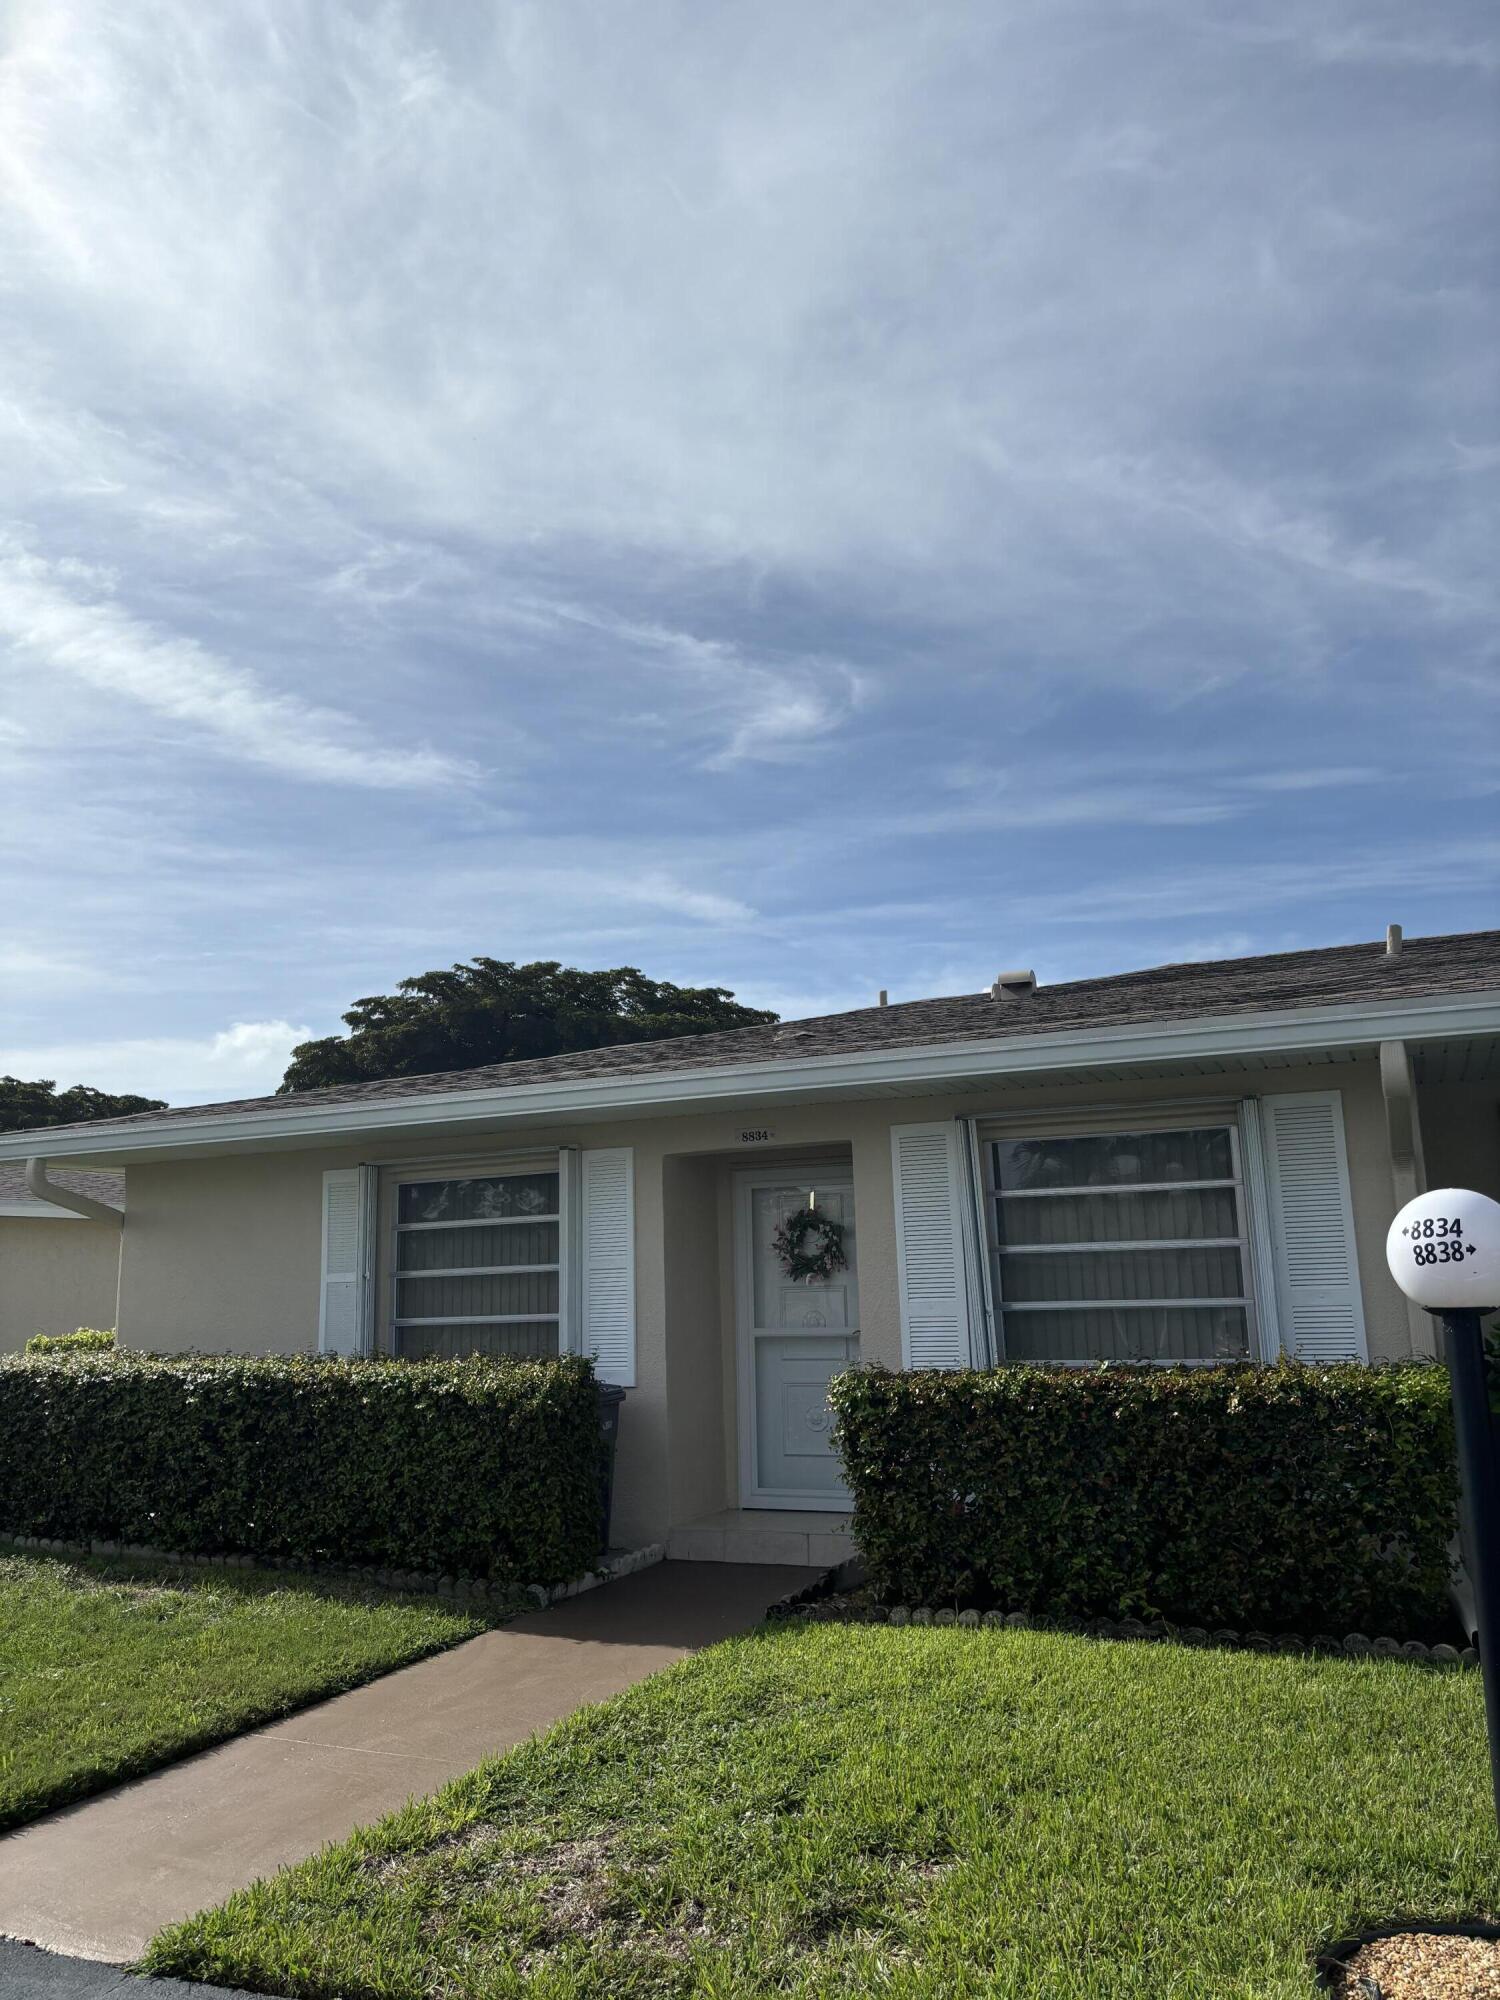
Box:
[0,1560,813,1965]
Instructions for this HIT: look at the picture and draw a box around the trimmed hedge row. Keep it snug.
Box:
[0,1350,604,1586]
[24,1327,115,1356]
[830,1362,1457,1638]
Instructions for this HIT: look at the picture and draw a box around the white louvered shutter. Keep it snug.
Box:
[319,1167,370,1355]
[581,1147,635,1386]
[891,1122,975,1370]
[1259,1091,1368,1362]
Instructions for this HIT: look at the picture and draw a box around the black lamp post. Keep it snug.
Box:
[1387,1189,1500,1830]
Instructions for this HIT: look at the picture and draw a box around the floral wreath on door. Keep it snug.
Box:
[772,1204,848,1284]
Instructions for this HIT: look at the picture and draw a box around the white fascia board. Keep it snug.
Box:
[2,988,1497,1166]
[0,1203,87,1219]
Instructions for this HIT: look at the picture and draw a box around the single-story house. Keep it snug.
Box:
[0,1163,124,1352]
[2,926,1497,1562]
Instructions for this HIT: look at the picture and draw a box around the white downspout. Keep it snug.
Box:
[25,1157,125,1330]
[1379,1041,1435,1359]
[24,1159,124,1228]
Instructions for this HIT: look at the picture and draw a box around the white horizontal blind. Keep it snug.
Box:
[391,1168,560,1360]
[319,1166,370,1355]
[581,1146,635,1386]
[986,1125,1254,1364]
[1260,1090,1367,1362]
[891,1122,973,1370]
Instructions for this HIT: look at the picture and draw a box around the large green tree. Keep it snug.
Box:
[0,1076,167,1133]
[280,959,778,1092]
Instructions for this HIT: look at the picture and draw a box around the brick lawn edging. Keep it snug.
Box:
[764,1568,1477,1668]
[2,1533,664,1608]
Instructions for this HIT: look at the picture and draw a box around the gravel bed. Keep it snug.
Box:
[1326,1930,1500,1997]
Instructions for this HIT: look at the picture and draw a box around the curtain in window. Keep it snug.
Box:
[991,1128,1251,1364]
[393,1171,561,1361]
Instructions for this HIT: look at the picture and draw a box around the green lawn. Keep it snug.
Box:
[145,1621,1500,2000]
[0,1550,491,1831]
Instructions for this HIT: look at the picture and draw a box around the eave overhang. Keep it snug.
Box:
[2,988,1497,1168]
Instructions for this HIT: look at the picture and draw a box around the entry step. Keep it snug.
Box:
[667,1508,855,1567]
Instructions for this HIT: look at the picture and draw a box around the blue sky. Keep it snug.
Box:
[1,2,1496,1104]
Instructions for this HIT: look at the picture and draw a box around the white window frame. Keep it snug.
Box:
[380,1152,572,1358]
[977,1110,1266,1367]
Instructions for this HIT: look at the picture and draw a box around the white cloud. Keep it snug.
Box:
[0,0,1492,1079]
[4,0,1485,660]
[495,597,867,768]
[618,874,754,925]
[0,544,473,789]
[0,1020,313,1105]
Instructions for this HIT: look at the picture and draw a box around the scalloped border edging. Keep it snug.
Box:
[765,1579,1474,1668]
[1,1531,664,1609]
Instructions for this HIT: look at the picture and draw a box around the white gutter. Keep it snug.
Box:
[22,1160,124,1226]
[0,988,1496,1166]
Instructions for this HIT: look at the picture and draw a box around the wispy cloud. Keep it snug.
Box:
[0,1,1492,1095]
[0,544,473,789]
[0,1019,312,1105]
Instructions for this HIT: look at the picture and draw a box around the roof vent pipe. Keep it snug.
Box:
[1386,923,1403,958]
[878,989,888,1007]
[990,969,1038,998]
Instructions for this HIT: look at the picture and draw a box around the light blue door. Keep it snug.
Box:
[743,1181,859,1507]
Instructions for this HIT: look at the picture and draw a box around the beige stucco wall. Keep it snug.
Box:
[117,1056,1424,1536]
[114,1054,1419,1545]
[1,1217,121,1353]
[1419,1082,1500,1205]
[662,1156,728,1528]
[117,1150,331,1356]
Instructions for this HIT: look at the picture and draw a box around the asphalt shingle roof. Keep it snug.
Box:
[15,928,1500,1141]
[0,1164,125,1211]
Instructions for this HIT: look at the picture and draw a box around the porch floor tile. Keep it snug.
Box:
[666,1508,855,1567]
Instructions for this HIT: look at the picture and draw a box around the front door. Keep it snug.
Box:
[737,1175,859,1509]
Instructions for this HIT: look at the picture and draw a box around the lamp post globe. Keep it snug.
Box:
[1385,1187,1500,1312]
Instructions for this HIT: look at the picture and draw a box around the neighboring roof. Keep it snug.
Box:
[6,928,1500,1158]
[0,1163,125,1216]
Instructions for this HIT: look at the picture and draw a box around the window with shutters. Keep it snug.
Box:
[390,1167,561,1360]
[982,1121,1260,1364]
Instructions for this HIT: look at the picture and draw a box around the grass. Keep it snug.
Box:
[144,1621,1500,2000]
[0,1549,494,1831]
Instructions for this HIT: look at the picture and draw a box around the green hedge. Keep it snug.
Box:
[830,1362,1456,1637]
[24,1327,115,1356]
[0,1351,604,1586]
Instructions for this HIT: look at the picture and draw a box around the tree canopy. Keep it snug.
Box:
[279,958,778,1093]
[0,1076,168,1134]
